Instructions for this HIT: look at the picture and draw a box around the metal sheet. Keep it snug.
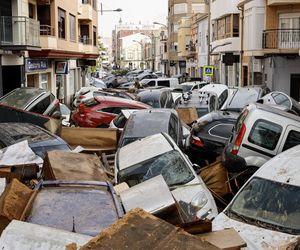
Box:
[0,220,91,250]
[120,175,175,214]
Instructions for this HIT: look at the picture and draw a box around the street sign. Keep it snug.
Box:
[203,66,214,77]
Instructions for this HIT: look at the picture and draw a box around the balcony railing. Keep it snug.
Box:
[79,36,92,45]
[0,16,40,49]
[263,29,300,49]
[40,25,54,36]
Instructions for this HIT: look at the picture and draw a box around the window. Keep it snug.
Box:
[101,107,122,114]
[40,73,48,90]
[168,116,178,143]
[92,0,97,9]
[30,96,51,114]
[248,119,282,150]
[93,26,97,46]
[283,130,300,151]
[147,80,155,87]
[157,80,170,87]
[217,18,225,40]
[209,96,216,111]
[69,14,76,42]
[272,93,291,108]
[225,15,231,38]
[218,90,228,109]
[192,4,204,13]
[209,123,234,139]
[173,3,187,14]
[160,92,167,107]
[58,8,66,39]
[29,3,35,19]
[233,14,239,37]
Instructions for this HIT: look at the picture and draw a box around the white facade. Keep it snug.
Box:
[210,0,241,86]
[197,16,208,78]
[120,33,151,69]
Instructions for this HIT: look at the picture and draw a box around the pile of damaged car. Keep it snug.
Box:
[0,83,298,250]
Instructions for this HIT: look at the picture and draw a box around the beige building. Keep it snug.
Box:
[0,0,99,105]
[168,0,205,76]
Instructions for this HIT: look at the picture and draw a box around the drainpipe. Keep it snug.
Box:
[238,5,244,87]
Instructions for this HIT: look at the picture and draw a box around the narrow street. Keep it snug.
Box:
[0,0,299,249]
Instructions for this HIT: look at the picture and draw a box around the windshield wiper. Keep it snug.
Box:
[227,210,253,224]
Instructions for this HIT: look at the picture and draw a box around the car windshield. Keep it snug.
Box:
[0,88,45,109]
[118,150,195,187]
[181,85,193,92]
[121,137,141,147]
[226,89,259,111]
[226,177,300,235]
[139,96,160,108]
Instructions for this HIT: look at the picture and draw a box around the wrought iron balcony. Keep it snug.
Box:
[0,16,40,50]
[263,29,300,49]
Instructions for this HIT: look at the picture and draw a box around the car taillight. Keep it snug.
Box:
[231,123,246,155]
[191,135,204,148]
[79,95,85,99]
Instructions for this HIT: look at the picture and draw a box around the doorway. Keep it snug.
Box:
[2,66,22,95]
[290,74,300,101]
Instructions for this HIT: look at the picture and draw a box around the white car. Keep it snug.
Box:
[115,133,218,221]
[213,145,300,249]
[109,109,139,130]
[200,83,229,109]
[72,87,102,107]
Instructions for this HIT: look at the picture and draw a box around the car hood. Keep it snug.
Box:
[171,177,218,221]
[212,213,299,250]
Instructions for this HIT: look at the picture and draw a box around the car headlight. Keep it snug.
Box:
[190,191,208,209]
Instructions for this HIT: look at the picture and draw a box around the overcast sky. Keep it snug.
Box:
[98,0,168,38]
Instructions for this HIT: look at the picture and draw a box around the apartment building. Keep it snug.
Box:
[0,0,99,105]
[0,0,40,96]
[210,0,240,86]
[168,0,205,76]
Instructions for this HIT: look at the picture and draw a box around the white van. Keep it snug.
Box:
[140,78,179,88]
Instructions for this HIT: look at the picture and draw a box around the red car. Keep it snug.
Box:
[71,96,150,128]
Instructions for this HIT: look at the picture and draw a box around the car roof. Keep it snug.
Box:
[253,145,300,186]
[196,110,239,123]
[117,133,174,170]
[200,83,228,96]
[123,109,174,138]
[0,123,53,146]
[137,89,168,98]
[94,96,149,107]
[248,103,300,123]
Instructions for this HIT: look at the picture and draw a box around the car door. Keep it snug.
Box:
[278,125,300,153]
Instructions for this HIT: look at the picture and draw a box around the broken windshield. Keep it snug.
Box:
[118,150,195,187]
[226,177,300,235]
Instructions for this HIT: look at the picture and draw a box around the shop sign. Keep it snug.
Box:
[25,59,48,72]
[55,61,69,74]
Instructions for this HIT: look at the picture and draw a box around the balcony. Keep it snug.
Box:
[79,36,98,54]
[0,16,40,50]
[263,29,300,51]
[78,1,93,21]
[267,0,300,5]
[40,25,57,49]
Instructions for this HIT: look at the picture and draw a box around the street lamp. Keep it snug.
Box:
[133,40,144,70]
[99,3,122,15]
[153,22,168,29]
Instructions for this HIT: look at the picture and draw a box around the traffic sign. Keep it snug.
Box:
[203,66,214,77]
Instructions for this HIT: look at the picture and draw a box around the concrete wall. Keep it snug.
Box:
[210,0,239,20]
[264,56,300,95]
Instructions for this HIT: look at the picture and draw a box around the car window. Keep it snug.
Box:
[248,119,282,150]
[160,92,167,108]
[283,130,300,152]
[30,96,51,114]
[218,90,228,108]
[157,81,170,87]
[101,107,122,114]
[209,96,216,111]
[271,93,291,108]
[166,93,174,108]
[113,114,127,128]
[147,80,155,87]
[209,123,234,139]
[168,115,178,143]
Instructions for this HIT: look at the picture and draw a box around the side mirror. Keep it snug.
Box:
[192,164,202,175]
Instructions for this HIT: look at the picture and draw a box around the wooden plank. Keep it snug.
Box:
[61,127,119,151]
[199,228,246,250]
